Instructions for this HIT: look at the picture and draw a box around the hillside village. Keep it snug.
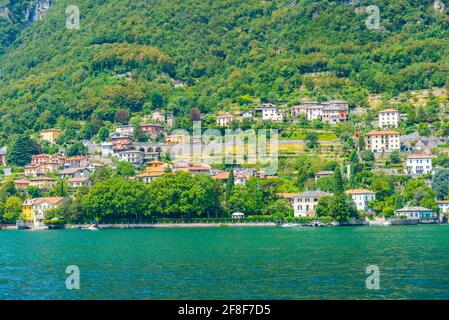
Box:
[0,88,449,229]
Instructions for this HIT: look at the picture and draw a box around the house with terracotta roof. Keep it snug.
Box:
[110,133,132,151]
[216,114,234,127]
[345,189,376,212]
[212,171,230,182]
[378,109,399,128]
[141,124,165,137]
[24,164,52,177]
[135,171,165,184]
[29,177,57,189]
[22,197,66,228]
[115,125,135,136]
[365,130,400,153]
[14,179,30,190]
[405,154,433,176]
[278,191,334,217]
[40,129,62,144]
[31,154,65,166]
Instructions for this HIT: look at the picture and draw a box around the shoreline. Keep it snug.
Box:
[65,222,278,229]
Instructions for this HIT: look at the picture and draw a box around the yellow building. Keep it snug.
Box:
[40,129,62,144]
[22,197,65,227]
[22,200,34,222]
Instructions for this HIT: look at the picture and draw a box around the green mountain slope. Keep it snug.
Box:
[0,0,448,141]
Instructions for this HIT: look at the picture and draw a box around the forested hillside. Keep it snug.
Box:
[0,0,448,142]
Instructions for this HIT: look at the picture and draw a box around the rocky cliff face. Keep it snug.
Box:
[24,0,52,23]
[0,0,52,24]
[0,0,53,52]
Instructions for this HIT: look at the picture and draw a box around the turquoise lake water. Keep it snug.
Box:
[1,225,449,300]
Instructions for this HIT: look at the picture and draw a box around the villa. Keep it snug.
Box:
[378,109,400,128]
[261,103,283,122]
[29,177,57,189]
[118,150,144,165]
[110,133,132,151]
[40,129,62,144]
[115,125,136,136]
[22,197,66,228]
[394,206,437,223]
[365,130,400,153]
[405,154,433,176]
[135,171,165,184]
[345,189,376,212]
[278,191,334,217]
[141,124,165,137]
[67,177,93,188]
[59,167,91,179]
[437,200,449,216]
[216,114,234,127]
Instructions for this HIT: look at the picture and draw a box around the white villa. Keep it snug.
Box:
[345,189,376,212]
[405,154,433,176]
[216,114,234,127]
[278,191,333,217]
[292,100,349,124]
[394,206,436,222]
[118,150,144,165]
[378,109,400,128]
[261,103,283,122]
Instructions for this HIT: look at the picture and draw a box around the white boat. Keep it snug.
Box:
[280,223,302,228]
[83,224,99,231]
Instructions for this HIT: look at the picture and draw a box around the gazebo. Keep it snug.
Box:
[231,212,245,220]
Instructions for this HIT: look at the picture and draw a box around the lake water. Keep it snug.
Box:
[1,225,449,300]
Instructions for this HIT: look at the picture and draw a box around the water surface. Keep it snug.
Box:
[1,225,448,299]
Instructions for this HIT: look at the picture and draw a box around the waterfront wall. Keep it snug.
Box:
[66,222,277,229]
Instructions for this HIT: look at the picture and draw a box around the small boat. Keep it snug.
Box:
[280,223,302,228]
[83,224,99,231]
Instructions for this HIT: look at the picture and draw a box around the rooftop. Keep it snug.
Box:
[366,130,400,136]
[345,189,376,195]
[395,206,433,212]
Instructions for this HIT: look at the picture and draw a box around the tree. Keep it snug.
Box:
[116,161,135,177]
[133,125,148,142]
[190,108,201,123]
[3,196,23,223]
[389,150,401,164]
[305,131,319,149]
[225,169,234,204]
[97,127,110,142]
[360,150,375,162]
[0,180,17,202]
[83,177,151,221]
[53,180,69,197]
[268,199,294,219]
[316,194,358,223]
[7,135,41,166]
[114,109,131,124]
[432,169,449,200]
[66,142,88,156]
[334,167,345,194]
[147,172,224,218]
